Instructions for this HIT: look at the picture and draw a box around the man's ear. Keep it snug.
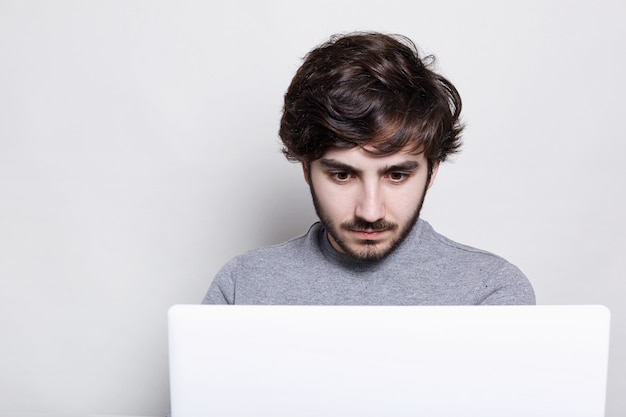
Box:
[427,162,440,189]
[301,161,310,185]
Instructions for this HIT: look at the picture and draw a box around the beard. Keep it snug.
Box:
[308,182,429,262]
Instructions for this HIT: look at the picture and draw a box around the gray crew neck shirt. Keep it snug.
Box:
[203,219,535,305]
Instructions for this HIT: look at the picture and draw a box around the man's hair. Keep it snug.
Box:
[279,32,464,164]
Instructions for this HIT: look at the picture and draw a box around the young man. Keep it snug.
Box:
[204,32,535,305]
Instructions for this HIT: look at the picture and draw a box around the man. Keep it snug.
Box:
[204,32,535,305]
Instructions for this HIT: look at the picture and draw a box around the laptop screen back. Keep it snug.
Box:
[168,305,610,417]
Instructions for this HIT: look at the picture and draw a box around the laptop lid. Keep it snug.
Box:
[168,305,610,417]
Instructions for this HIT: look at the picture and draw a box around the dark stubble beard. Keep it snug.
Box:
[308,180,430,262]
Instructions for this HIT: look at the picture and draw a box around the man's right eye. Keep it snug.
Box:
[330,172,351,182]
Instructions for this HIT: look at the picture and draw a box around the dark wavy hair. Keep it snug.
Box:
[279,32,464,164]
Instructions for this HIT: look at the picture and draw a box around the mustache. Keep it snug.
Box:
[341,218,398,232]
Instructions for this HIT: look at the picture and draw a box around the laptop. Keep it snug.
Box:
[168,305,610,417]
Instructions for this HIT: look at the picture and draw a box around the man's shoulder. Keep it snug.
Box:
[204,223,325,304]
[419,220,511,264]
[222,222,322,269]
[417,220,535,305]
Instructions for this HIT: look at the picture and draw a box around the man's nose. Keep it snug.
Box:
[354,182,385,223]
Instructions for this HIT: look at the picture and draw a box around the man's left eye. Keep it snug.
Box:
[389,172,409,181]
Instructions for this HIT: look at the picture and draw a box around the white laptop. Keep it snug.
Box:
[168,305,610,417]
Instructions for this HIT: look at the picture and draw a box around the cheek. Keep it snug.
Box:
[311,178,355,217]
[388,187,425,217]
[317,186,354,215]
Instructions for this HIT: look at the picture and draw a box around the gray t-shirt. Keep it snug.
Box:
[203,219,535,305]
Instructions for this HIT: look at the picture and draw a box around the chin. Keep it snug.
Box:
[348,242,395,262]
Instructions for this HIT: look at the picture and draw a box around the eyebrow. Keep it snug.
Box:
[319,159,358,172]
[319,159,420,175]
[381,161,420,174]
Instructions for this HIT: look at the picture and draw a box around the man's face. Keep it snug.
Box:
[303,146,438,262]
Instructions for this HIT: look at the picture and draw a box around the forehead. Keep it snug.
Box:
[316,146,427,167]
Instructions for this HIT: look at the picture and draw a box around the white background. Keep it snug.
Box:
[0,0,624,416]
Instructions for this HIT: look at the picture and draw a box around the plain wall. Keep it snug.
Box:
[1,0,625,415]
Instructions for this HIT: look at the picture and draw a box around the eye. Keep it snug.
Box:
[329,171,352,182]
[388,172,410,182]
